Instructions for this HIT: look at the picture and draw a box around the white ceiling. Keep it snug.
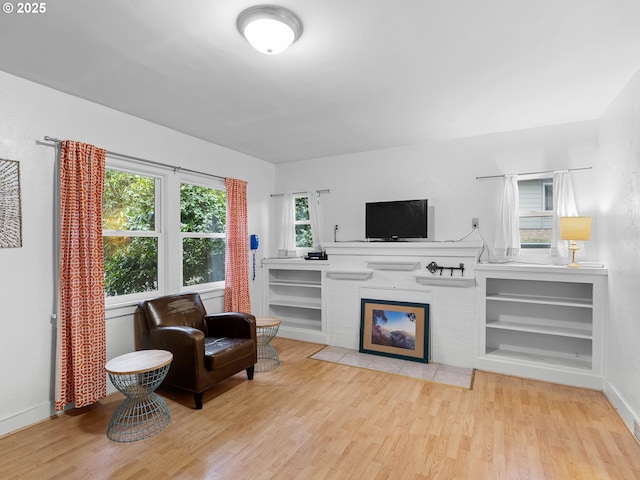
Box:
[1,0,640,163]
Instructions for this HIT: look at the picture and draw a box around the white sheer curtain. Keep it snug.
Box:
[494,174,520,261]
[306,190,322,250]
[277,193,296,257]
[550,170,581,259]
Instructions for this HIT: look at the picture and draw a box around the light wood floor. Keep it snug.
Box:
[2,338,639,479]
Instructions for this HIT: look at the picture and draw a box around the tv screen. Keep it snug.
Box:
[365,199,428,240]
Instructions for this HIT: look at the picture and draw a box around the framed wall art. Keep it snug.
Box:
[360,298,429,363]
[0,159,22,248]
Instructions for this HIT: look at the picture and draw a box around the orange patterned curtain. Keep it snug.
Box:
[55,140,107,411]
[224,178,252,313]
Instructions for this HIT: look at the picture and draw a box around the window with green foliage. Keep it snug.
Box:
[103,169,159,297]
[180,183,226,286]
[295,195,313,248]
[103,164,227,301]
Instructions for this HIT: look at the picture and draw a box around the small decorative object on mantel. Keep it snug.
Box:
[0,158,22,248]
[426,261,465,276]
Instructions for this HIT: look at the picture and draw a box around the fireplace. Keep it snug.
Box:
[322,241,480,369]
[360,298,429,363]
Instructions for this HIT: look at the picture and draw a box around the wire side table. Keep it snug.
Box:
[105,350,173,442]
[255,317,282,372]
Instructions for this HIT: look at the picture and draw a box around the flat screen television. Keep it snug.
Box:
[365,199,428,241]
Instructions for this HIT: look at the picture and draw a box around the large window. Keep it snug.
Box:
[180,182,226,287]
[519,177,553,248]
[103,169,159,297]
[103,161,226,302]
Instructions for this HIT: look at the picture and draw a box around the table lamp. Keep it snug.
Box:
[559,216,592,268]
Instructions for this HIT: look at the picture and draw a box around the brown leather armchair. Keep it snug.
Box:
[136,293,257,409]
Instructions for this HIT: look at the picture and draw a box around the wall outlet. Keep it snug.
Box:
[634,419,640,442]
[472,218,479,229]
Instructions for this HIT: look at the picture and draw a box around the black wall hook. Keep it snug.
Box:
[426,261,465,276]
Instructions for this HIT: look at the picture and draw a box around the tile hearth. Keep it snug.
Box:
[311,345,473,389]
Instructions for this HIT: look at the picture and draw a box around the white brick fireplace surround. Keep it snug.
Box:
[320,241,481,369]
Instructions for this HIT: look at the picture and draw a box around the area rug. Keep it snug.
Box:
[309,345,473,389]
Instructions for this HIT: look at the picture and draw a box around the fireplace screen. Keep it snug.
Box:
[360,298,429,363]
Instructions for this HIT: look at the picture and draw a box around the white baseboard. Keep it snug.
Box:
[604,379,639,440]
[277,326,326,345]
[0,401,53,438]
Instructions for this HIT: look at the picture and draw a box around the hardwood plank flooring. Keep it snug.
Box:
[1,338,639,479]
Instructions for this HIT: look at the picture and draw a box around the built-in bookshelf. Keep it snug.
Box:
[262,259,327,344]
[476,264,607,389]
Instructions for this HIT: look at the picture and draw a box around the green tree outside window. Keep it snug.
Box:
[295,196,313,248]
[103,170,158,297]
[180,183,226,286]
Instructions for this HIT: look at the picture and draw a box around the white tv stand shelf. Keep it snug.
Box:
[476,263,607,389]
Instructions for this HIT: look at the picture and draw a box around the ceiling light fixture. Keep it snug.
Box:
[237,5,303,55]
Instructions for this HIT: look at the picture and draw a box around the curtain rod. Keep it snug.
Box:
[44,136,226,181]
[476,166,592,181]
[271,189,330,197]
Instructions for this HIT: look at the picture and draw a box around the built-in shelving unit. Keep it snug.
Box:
[262,259,327,343]
[476,264,607,389]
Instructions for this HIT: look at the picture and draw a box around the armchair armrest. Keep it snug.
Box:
[205,313,256,341]
[147,325,206,369]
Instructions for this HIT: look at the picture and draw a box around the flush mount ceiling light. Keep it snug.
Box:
[237,5,303,55]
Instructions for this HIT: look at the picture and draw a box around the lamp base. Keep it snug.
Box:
[566,242,580,268]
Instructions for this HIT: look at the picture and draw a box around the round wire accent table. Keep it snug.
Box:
[105,350,173,442]
[255,317,282,372]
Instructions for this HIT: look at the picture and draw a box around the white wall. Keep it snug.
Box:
[0,71,275,436]
[598,68,640,433]
[274,120,600,261]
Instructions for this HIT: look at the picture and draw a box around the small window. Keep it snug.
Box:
[294,195,313,248]
[519,177,553,249]
[103,169,159,297]
[180,182,226,287]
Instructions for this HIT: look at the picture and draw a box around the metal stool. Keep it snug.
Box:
[255,317,282,372]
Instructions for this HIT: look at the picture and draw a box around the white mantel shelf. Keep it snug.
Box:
[262,258,330,266]
[325,270,373,281]
[323,241,483,257]
[367,260,420,271]
[414,274,476,287]
[475,263,608,275]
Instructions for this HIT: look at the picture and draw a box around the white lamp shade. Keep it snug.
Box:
[237,5,303,55]
[243,18,295,54]
[559,216,592,241]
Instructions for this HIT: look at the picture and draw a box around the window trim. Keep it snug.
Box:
[179,177,226,292]
[518,174,553,252]
[293,193,313,255]
[103,162,164,305]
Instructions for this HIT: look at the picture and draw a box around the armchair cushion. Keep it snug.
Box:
[204,337,255,370]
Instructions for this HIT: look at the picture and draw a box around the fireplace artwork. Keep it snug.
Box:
[359,298,429,363]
